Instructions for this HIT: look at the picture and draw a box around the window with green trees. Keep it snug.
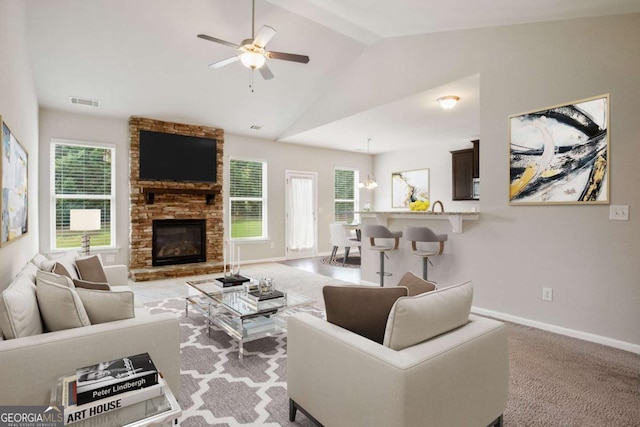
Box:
[229,158,267,239]
[335,168,359,223]
[52,140,115,250]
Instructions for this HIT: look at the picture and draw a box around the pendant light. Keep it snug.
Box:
[359,138,378,190]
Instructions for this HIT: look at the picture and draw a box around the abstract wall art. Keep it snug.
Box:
[509,94,609,205]
[392,169,429,208]
[1,117,28,246]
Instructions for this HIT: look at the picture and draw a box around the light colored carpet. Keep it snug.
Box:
[140,263,640,426]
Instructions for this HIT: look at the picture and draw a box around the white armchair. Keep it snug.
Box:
[287,282,509,427]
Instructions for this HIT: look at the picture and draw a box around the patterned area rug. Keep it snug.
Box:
[321,255,360,268]
[146,298,321,426]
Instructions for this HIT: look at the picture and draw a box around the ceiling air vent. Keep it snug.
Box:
[250,125,263,130]
[70,97,100,107]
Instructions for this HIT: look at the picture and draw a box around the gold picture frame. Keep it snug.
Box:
[1,117,29,246]
[509,94,609,205]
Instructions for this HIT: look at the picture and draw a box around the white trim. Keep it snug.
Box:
[471,306,640,355]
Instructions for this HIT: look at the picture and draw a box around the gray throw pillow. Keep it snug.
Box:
[75,288,135,324]
[35,280,91,332]
[75,255,108,283]
[73,279,111,291]
[397,271,437,296]
[36,270,74,288]
[323,285,408,344]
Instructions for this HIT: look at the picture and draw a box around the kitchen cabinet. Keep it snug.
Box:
[451,140,479,200]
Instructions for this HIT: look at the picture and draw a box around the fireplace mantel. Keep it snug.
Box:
[141,184,221,205]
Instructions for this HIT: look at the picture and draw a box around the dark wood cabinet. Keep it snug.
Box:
[451,140,479,200]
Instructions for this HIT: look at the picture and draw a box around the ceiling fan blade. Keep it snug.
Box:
[197,34,240,50]
[259,63,274,80]
[253,25,276,48]
[267,51,310,64]
[209,55,240,68]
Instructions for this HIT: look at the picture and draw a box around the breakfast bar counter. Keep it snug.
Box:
[357,211,479,234]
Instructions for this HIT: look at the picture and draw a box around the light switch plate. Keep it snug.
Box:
[609,205,629,221]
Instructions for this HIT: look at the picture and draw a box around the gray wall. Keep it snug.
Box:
[36,113,371,266]
[0,1,40,285]
[355,15,639,350]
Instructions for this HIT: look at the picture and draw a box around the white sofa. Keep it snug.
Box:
[287,282,509,427]
[0,253,180,405]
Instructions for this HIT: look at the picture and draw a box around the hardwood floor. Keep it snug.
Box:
[278,256,360,284]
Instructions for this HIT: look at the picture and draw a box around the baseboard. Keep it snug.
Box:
[472,306,640,355]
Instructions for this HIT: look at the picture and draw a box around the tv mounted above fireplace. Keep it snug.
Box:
[139,130,217,183]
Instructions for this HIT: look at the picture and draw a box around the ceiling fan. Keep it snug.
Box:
[197,0,310,81]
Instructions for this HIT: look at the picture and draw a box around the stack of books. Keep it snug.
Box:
[58,353,165,425]
[240,289,286,310]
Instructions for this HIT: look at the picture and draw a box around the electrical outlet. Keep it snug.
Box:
[542,287,553,302]
[609,205,629,221]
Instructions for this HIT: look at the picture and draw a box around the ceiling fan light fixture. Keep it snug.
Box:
[240,51,266,69]
[437,95,460,110]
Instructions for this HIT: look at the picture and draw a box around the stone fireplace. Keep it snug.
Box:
[129,117,224,281]
[152,219,206,266]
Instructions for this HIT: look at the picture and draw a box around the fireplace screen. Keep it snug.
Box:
[152,219,206,266]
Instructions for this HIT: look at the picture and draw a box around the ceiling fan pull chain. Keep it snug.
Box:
[250,68,255,93]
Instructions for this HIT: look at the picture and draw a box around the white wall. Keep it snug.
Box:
[38,110,130,264]
[0,1,40,286]
[355,15,640,350]
[214,133,371,262]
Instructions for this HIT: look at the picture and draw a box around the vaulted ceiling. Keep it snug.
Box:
[25,0,640,153]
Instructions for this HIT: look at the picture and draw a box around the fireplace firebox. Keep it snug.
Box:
[152,219,206,266]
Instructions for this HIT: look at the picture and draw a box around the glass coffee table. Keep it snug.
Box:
[185,277,314,361]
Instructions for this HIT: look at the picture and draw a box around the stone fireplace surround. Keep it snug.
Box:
[129,117,224,281]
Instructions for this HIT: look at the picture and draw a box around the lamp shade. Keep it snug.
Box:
[70,209,101,231]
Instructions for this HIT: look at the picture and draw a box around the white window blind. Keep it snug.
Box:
[229,158,267,239]
[335,168,359,223]
[52,140,115,250]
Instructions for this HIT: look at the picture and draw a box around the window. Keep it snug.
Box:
[51,140,115,250]
[335,168,359,223]
[229,158,267,240]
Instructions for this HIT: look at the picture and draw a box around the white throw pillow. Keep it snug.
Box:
[75,288,135,324]
[383,281,473,351]
[0,265,44,339]
[36,280,91,332]
[36,270,75,288]
[31,253,55,272]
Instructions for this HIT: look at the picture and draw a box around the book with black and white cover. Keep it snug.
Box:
[75,353,158,405]
[61,376,165,425]
[246,289,285,301]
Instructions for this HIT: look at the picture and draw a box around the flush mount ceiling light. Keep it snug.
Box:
[358,138,378,190]
[437,96,460,110]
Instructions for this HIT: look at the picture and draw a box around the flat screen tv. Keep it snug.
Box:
[139,130,217,183]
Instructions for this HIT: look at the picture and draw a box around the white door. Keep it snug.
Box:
[285,171,317,259]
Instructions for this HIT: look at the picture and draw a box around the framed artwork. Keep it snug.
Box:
[392,169,429,208]
[1,117,28,246]
[509,94,609,205]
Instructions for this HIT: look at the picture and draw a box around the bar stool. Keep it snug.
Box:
[364,225,403,287]
[403,226,448,281]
